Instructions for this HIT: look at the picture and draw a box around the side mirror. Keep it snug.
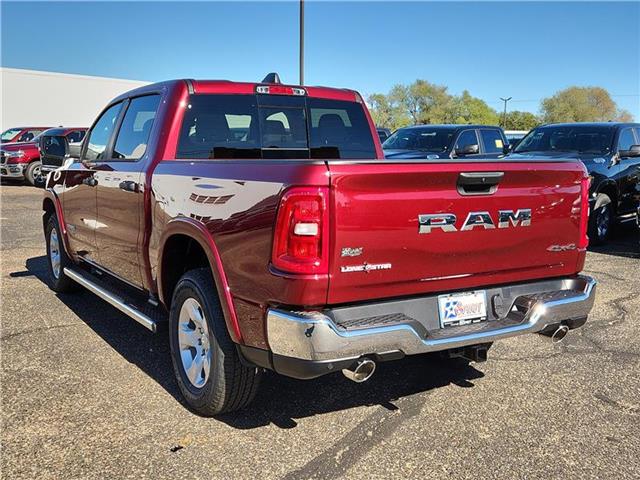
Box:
[455,143,479,156]
[503,143,513,154]
[619,145,640,158]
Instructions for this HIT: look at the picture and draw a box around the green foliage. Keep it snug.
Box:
[445,91,500,125]
[368,80,500,129]
[504,110,540,130]
[540,86,632,123]
[368,82,634,130]
[367,93,409,130]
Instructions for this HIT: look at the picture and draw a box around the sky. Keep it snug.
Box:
[2,1,639,118]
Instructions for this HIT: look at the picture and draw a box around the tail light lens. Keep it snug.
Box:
[578,176,590,249]
[272,187,329,275]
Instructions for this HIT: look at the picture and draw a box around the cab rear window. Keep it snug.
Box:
[176,94,376,160]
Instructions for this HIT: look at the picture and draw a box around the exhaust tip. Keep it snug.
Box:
[552,324,570,343]
[342,358,376,383]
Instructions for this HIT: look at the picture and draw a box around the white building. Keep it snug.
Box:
[1,67,149,129]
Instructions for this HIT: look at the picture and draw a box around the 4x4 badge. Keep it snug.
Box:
[341,247,363,257]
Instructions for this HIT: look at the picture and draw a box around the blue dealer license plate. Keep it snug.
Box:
[438,291,488,328]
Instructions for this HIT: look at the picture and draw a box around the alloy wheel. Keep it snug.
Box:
[49,227,61,279]
[178,298,212,388]
[597,205,610,239]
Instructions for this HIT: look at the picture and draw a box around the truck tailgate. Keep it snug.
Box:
[327,161,587,305]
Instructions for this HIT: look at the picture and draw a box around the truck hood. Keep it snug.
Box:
[384,149,445,160]
[1,141,38,152]
[507,151,611,170]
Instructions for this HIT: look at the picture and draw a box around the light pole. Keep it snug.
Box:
[299,0,304,85]
[500,96,512,128]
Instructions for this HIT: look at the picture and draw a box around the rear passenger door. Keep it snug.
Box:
[93,94,161,288]
[479,128,507,159]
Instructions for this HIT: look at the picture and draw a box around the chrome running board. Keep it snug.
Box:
[63,267,157,333]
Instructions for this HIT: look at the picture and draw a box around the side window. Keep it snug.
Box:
[455,130,478,149]
[480,129,504,154]
[618,128,636,152]
[84,103,123,161]
[113,95,161,160]
[18,129,42,142]
[42,136,66,158]
[67,130,86,144]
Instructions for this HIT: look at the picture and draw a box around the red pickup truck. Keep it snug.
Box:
[1,136,45,186]
[1,128,86,186]
[43,76,597,415]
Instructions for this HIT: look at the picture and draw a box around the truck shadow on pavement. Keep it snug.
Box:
[21,255,484,429]
[588,223,639,259]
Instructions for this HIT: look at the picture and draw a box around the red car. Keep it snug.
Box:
[42,76,597,415]
[1,127,50,144]
[1,127,86,186]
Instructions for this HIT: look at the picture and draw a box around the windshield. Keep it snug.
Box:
[382,127,455,152]
[515,126,615,154]
[1,129,21,141]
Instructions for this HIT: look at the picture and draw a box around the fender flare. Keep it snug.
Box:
[42,190,72,257]
[594,179,618,199]
[157,217,243,344]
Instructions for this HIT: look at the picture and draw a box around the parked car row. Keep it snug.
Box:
[0,127,87,186]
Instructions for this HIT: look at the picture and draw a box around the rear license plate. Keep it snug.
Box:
[438,291,487,328]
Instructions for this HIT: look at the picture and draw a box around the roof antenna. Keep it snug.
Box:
[261,73,281,84]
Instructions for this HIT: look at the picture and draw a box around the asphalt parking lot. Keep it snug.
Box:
[1,183,639,480]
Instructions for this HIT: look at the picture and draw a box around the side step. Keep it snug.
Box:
[63,267,158,333]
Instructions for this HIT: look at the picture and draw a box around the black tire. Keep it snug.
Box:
[25,161,45,187]
[588,193,613,245]
[169,268,261,416]
[45,215,80,293]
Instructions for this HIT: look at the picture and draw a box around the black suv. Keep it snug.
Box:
[508,122,640,244]
[383,124,509,160]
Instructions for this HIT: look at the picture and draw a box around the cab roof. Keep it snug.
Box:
[41,127,88,136]
[110,79,362,104]
[398,124,503,130]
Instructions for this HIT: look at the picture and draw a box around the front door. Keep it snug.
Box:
[63,102,123,262]
[93,94,161,288]
[616,127,640,215]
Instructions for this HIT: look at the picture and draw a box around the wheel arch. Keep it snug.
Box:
[42,191,72,256]
[595,181,618,212]
[157,218,243,344]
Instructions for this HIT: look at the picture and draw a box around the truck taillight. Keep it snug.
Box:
[272,187,329,275]
[578,176,590,249]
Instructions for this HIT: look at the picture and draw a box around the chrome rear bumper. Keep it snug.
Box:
[266,276,596,367]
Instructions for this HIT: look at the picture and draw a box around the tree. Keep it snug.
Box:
[367,93,409,130]
[504,110,540,130]
[444,90,500,125]
[367,80,501,128]
[540,86,632,123]
[615,109,635,122]
[389,80,451,124]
